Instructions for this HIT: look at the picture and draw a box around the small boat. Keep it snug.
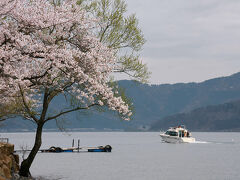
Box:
[40,146,74,153]
[88,145,112,152]
[160,125,195,143]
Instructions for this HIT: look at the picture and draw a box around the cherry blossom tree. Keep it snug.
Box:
[0,0,131,177]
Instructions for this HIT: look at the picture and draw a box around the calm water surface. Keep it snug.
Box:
[1,132,240,180]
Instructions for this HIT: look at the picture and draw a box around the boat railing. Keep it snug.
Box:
[179,125,186,129]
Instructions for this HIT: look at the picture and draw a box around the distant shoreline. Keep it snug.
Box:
[1,129,240,133]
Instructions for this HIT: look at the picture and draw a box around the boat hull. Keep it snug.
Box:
[160,134,195,143]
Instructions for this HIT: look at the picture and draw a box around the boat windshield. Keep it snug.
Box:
[165,131,178,136]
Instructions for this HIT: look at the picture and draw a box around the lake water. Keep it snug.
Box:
[1,132,240,180]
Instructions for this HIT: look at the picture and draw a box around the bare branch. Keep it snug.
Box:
[45,103,98,122]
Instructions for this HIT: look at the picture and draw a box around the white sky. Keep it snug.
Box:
[122,0,240,84]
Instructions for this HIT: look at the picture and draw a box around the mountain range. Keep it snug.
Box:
[2,72,240,132]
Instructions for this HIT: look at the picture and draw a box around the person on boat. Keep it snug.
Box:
[184,131,187,137]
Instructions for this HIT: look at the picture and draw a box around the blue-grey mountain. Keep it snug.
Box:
[2,72,240,131]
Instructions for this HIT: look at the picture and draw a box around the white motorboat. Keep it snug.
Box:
[160,125,195,143]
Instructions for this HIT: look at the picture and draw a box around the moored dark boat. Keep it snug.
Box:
[88,145,112,152]
[41,146,74,153]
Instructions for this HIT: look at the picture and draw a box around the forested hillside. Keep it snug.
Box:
[151,100,240,131]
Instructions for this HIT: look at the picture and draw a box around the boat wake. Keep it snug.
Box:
[190,140,209,144]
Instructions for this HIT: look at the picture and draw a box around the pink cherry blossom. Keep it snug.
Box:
[0,0,131,120]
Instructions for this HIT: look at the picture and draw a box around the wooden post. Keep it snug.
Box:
[78,139,80,152]
[72,139,74,147]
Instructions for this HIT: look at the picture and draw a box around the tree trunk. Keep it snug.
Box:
[19,122,44,177]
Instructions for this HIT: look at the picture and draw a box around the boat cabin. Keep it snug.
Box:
[165,125,191,138]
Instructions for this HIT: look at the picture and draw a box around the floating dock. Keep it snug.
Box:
[14,139,112,153]
[40,145,112,153]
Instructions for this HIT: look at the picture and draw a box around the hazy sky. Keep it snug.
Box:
[123,0,240,84]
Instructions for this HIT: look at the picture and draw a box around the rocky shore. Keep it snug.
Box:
[0,142,19,180]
